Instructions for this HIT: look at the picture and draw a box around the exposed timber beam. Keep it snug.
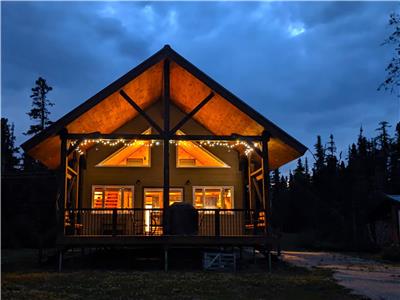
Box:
[252,177,263,208]
[163,59,171,234]
[170,92,215,134]
[119,89,163,134]
[58,128,68,238]
[261,130,271,232]
[250,167,262,177]
[66,139,83,157]
[67,166,78,176]
[171,134,263,141]
[66,133,162,140]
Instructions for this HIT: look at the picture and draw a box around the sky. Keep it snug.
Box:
[1,1,399,172]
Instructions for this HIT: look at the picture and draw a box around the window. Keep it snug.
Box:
[92,185,134,209]
[143,188,183,208]
[175,130,230,168]
[96,128,151,167]
[193,186,233,209]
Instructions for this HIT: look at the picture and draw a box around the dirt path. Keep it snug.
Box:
[282,251,400,300]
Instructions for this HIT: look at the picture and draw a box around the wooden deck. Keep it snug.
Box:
[57,235,277,248]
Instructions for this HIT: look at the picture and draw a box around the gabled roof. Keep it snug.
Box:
[21,45,307,170]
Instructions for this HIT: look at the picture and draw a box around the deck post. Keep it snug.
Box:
[58,129,68,239]
[164,247,169,272]
[247,154,253,211]
[163,58,170,234]
[58,249,63,272]
[112,208,117,236]
[215,209,220,237]
[261,130,270,233]
[267,250,272,272]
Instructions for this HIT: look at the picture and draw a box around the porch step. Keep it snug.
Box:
[203,251,236,271]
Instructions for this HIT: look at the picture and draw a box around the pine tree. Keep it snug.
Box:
[294,158,305,177]
[379,12,400,96]
[313,135,325,174]
[389,122,400,193]
[375,121,392,153]
[304,157,311,182]
[326,134,337,158]
[1,118,20,172]
[25,77,54,136]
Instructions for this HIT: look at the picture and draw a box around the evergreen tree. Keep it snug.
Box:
[379,12,400,96]
[326,134,338,171]
[375,121,392,153]
[313,135,325,175]
[389,122,400,193]
[294,158,305,176]
[25,77,54,136]
[304,157,311,182]
[1,118,20,172]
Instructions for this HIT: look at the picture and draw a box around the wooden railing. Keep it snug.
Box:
[64,208,267,237]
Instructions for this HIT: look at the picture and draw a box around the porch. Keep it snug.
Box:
[64,208,267,237]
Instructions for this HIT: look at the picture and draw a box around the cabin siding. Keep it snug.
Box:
[81,101,244,209]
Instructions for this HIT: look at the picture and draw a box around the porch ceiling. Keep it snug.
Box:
[22,45,306,170]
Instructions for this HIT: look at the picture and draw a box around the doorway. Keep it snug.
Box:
[143,188,183,234]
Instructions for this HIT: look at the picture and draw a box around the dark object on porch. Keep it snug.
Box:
[168,202,198,235]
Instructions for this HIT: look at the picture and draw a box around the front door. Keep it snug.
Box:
[143,188,183,234]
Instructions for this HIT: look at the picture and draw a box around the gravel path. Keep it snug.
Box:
[282,251,400,300]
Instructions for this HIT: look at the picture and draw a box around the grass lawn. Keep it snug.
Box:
[1,248,361,300]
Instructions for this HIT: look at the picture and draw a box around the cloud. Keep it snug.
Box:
[1,1,399,174]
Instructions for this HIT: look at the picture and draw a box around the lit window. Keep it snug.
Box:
[97,129,152,167]
[175,131,230,168]
[143,188,183,208]
[193,186,233,209]
[92,186,134,209]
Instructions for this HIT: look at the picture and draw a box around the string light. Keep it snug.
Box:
[72,138,259,157]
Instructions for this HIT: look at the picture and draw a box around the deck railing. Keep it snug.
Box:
[64,208,267,237]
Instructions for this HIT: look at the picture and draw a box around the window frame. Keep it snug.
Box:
[143,187,184,208]
[175,130,230,169]
[91,185,135,210]
[96,128,152,168]
[192,186,234,210]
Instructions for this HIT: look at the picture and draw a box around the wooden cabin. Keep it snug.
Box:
[22,45,306,269]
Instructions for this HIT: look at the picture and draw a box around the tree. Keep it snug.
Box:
[1,118,20,172]
[379,12,400,96]
[313,135,325,175]
[388,122,400,193]
[25,77,54,136]
[375,121,392,153]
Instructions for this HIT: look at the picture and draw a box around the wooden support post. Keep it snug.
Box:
[247,154,253,211]
[261,130,271,233]
[112,208,117,236]
[77,155,85,226]
[163,59,170,235]
[164,247,169,272]
[267,251,272,273]
[58,129,68,239]
[74,153,80,229]
[58,249,63,272]
[215,209,220,237]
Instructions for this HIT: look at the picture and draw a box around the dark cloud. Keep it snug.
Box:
[1,2,399,173]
